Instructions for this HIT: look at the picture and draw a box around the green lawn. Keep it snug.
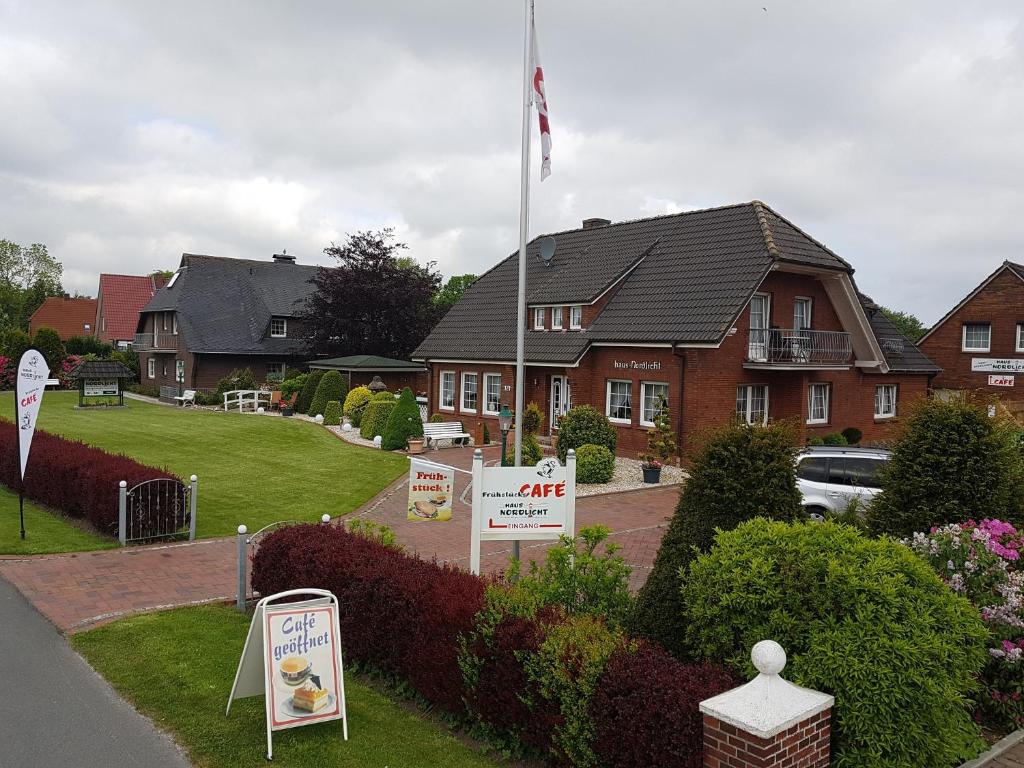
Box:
[0,486,117,555]
[72,606,505,768]
[0,391,407,544]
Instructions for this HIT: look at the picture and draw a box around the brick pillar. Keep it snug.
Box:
[699,640,833,768]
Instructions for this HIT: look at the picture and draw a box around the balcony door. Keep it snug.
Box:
[748,293,770,362]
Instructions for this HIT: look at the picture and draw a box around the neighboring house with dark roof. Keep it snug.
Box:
[918,261,1024,399]
[96,273,168,348]
[135,252,317,394]
[307,354,428,394]
[28,296,98,340]
[413,201,939,456]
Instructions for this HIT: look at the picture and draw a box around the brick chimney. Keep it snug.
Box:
[582,217,611,229]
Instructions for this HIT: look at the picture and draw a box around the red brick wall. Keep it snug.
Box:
[920,267,1024,398]
[702,712,831,768]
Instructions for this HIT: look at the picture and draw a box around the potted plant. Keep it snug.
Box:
[281,400,294,417]
[407,436,426,454]
[641,395,677,484]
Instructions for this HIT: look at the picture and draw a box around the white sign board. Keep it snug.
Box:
[84,378,120,397]
[407,458,455,521]
[989,375,1015,387]
[972,358,1024,373]
[470,452,576,575]
[16,349,50,482]
[227,589,348,760]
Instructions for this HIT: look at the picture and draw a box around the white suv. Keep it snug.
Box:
[795,446,892,519]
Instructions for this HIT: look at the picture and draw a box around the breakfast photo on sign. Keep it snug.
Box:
[407,460,454,521]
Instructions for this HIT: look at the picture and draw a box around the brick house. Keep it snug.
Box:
[412,202,939,457]
[135,252,317,394]
[28,296,98,340]
[95,273,168,349]
[918,261,1024,399]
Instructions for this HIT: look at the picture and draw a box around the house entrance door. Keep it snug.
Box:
[550,376,570,433]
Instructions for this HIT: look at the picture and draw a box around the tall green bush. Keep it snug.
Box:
[279,373,308,401]
[632,420,802,658]
[382,387,424,450]
[308,370,348,418]
[360,400,396,440]
[214,367,257,396]
[31,327,65,368]
[867,395,1024,536]
[65,335,114,357]
[523,401,544,435]
[323,400,342,426]
[556,406,616,462]
[343,386,373,425]
[684,519,989,768]
[294,369,324,414]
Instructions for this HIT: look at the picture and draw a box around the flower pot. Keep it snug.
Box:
[281,406,294,417]
[407,437,426,455]
[642,466,661,484]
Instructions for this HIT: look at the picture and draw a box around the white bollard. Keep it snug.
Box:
[236,524,248,612]
[321,514,331,524]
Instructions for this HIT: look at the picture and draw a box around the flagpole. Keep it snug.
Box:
[512,0,535,566]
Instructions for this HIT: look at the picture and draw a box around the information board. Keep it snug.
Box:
[84,378,119,397]
[972,358,1024,373]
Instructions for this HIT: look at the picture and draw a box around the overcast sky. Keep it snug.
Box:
[3,0,1023,324]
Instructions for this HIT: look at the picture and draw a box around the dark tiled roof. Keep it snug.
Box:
[28,297,98,340]
[413,201,851,363]
[859,294,941,373]
[1005,261,1024,280]
[140,254,318,355]
[71,360,135,379]
[309,354,426,371]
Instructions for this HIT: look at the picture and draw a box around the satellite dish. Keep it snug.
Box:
[539,237,557,266]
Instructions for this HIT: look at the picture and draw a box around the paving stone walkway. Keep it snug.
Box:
[0,444,679,632]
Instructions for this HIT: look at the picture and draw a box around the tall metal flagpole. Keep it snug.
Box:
[512,0,535,564]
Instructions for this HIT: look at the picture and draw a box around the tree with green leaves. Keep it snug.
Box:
[880,306,927,342]
[0,240,64,331]
[31,327,66,368]
[433,274,476,317]
[382,387,424,450]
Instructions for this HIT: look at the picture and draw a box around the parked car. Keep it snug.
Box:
[794,445,892,519]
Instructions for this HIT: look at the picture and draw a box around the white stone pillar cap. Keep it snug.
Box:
[699,640,834,739]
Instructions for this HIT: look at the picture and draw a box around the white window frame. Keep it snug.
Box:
[962,323,991,352]
[147,358,155,379]
[266,362,286,381]
[605,379,633,424]
[794,297,812,330]
[570,305,582,329]
[640,381,669,427]
[483,373,501,415]
[172,313,178,335]
[551,306,563,330]
[534,307,545,330]
[461,372,478,413]
[439,371,455,411]
[270,317,288,338]
[807,383,830,425]
[1017,323,1024,353]
[875,384,897,419]
[736,384,769,426]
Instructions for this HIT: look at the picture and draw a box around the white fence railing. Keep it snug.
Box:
[223,390,271,412]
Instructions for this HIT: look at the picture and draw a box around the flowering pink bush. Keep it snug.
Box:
[905,519,1024,730]
[57,355,81,389]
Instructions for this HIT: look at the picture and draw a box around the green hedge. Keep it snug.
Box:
[575,444,614,484]
[556,406,616,463]
[382,387,424,450]
[295,369,324,414]
[684,519,988,768]
[323,400,342,426]
[308,370,348,418]
[360,400,396,441]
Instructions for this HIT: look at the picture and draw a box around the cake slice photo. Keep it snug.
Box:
[291,680,329,713]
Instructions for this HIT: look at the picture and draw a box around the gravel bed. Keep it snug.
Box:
[576,456,686,497]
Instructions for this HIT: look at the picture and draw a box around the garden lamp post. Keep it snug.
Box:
[498,404,513,467]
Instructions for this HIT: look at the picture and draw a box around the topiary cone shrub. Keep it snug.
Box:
[556,405,616,463]
[632,420,803,659]
[294,369,324,414]
[359,400,396,441]
[867,394,1024,537]
[322,400,342,426]
[574,444,614,484]
[684,518,989,768]
[343,385,372,425]
[589,644,736,768]
[308,370,348,419]
[381,387,424,450]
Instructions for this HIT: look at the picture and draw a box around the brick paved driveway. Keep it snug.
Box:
[0,444,679,632]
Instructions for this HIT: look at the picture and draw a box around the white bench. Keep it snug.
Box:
[174,389,197,407]
[423,421,471,449]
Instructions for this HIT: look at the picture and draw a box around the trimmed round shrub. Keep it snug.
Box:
[867,395,1024,536]
[523,401,544,435]
[556,405,616,462]
[684,518,989,768]
[323,400,342,426]
[373,390,396,401]
[633,421,802,659]
[343,386,372,425]
[382,387,424,450]
[840,426,862,445]
[308,370,348,418]
[360,400,396,440]
[590,644,736,768]
[295,369,324,414]
[575,443,614,484]
[822,432,848,446]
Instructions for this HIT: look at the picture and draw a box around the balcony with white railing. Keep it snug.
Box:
[745,328,853,368]
[133,332,180,352]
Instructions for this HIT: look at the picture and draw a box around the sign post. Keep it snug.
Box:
[226,588,348,760]
[14,349,50,540]
[470,449,575,575]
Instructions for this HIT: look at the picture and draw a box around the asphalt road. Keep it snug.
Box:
[0,575,191,768]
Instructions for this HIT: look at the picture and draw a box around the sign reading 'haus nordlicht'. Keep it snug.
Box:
[613,360,662,371]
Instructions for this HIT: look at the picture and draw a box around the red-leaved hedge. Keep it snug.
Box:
[0,421,177,536]
[250,523,486,713]
[589,643,737,768]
